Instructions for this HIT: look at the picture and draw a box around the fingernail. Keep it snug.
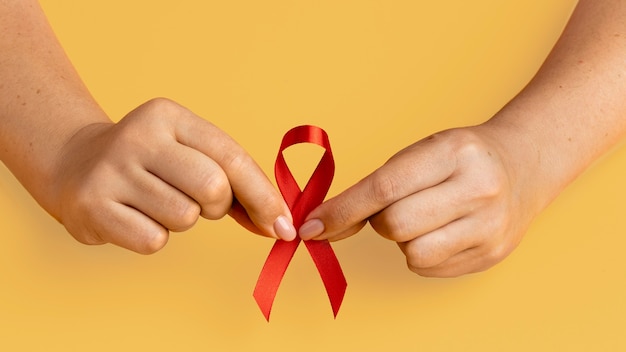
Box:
[273,215,297,241]
[299,219,325,240]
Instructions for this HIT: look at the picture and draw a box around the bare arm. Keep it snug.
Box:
[0,0,109,212]
[0,0,296,252]
[300,0,626,276]
[486,0,626,210]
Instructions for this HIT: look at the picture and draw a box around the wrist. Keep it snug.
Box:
[43,120,114,222]
[475,115,559,218]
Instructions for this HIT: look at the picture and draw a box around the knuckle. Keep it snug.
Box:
[142,97,181,115]
[120,98,183,134]
[201,170,231,198]
[370,212,410,241]
[219,147,253,174]
[470,168,507,202]
[450,134,508,202]
[456,135,483,157]
[328,199,357,230]
[63,199,107,247]
[368,172,397,205]
[197,172,232,219]
[483,242,511,266]
[450,129,492,166]
[405,242,441,269]
[137,230,169,255]
[476,176,505,200]
[169,200,201,231]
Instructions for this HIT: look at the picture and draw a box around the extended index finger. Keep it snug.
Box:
[299,134,457,241]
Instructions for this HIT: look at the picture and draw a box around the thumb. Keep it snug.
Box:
[298,169,398,241]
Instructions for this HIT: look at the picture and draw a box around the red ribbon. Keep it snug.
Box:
[253,125,347,321]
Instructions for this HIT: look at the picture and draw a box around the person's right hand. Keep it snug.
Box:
[50,98,295,254]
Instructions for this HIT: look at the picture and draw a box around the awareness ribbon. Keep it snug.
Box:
[253,125,347,321]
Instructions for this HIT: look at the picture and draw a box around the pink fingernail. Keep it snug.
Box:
[299,219,325,240]
[273,215,297,241]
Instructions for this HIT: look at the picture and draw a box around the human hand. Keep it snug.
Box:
[299,126,542,277]
[50,98,295,253]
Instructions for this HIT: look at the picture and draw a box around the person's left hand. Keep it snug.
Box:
[298,126,542,277]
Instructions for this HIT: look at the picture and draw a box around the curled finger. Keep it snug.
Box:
[396,216,483,270]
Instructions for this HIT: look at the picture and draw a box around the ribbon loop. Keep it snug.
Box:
[253,125,347,321]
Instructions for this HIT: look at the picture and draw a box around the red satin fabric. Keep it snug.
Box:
[253,125,347,321]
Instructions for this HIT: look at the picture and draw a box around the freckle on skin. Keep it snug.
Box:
[36,89,41,94]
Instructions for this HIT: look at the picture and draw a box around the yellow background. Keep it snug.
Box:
[1,0,625,350]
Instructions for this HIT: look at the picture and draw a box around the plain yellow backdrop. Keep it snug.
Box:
[2,0,625,350]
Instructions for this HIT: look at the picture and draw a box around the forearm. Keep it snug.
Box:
[298,0,626,277]
[483,0,626,212]
[0,0,110,214]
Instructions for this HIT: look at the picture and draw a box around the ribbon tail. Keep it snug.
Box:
[304,240,347,318]
[253,239,300,321]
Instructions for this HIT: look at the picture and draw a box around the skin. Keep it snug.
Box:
[1,0,624,277]
[0,0,297,254]
[300,0,626,277]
